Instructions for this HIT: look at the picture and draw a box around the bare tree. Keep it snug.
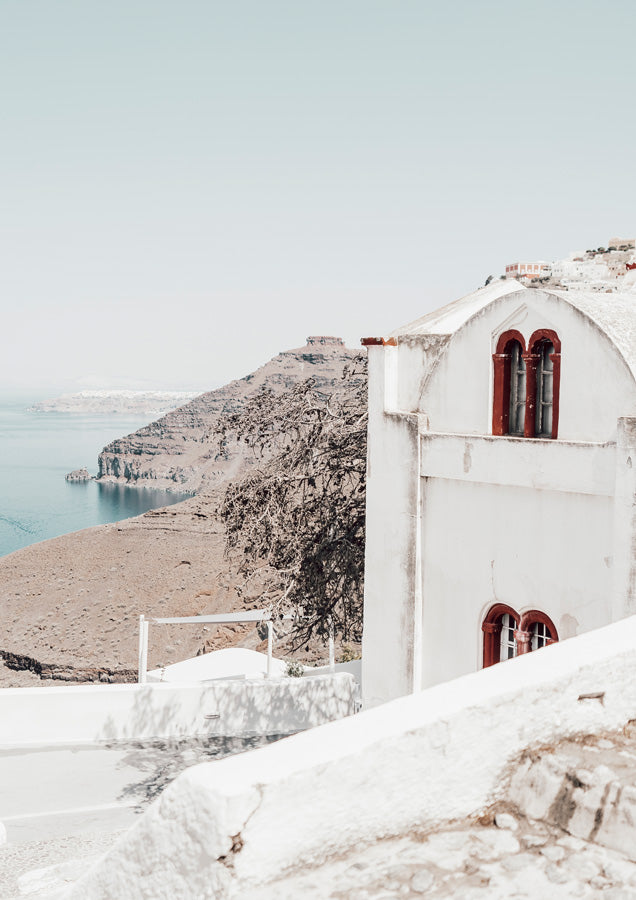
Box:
[217,358,367,645]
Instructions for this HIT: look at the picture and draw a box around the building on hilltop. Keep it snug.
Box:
[360,281,636,707]
[306,335,345,346]
[608,237,635,251]
[505,261,551,279]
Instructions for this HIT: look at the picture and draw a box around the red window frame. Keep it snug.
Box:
[518,610,558,653]
[492,328,561,439]
[482,605,558,667]
[482,603,519,668]
[492,331,526,436]
[525,330,561,440]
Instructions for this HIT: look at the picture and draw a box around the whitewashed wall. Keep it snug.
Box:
[362,345,422,706]
[0,674,356,747]
[60,616,636,900]
[363,288,636,706]
[421,478,613,687]
[406,290,636,442]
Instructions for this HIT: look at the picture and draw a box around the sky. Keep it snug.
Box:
[1,0,635,395]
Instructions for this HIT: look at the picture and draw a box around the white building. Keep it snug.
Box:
[361,281,636,707]
[505,261,551,279]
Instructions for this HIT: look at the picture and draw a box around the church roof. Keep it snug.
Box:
[389,281,636,381]
[389,280,523,338]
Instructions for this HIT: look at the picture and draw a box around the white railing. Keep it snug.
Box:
[137,611,322,684]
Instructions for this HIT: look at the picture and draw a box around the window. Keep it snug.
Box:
[492,331,526,437]
[522,611,557,653]
[499,613,517,661]
[482,605,558,667]
[508,341,526,436]
[530,621,550,651]
[492,328,561,439]
[481,604,519,668]
[531,336,558,438]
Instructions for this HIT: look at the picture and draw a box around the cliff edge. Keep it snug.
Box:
[97,337,358,494]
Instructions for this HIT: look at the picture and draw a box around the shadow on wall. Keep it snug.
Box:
[96,674,356,745]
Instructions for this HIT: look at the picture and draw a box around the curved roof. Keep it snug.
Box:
[389,281,636,381]
[389,280,525,338]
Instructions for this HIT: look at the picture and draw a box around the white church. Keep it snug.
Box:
[361,280,636,707]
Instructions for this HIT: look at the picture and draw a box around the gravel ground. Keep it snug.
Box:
[0,831,122,899]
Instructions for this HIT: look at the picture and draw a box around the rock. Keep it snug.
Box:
[562,854,600,882]
[544,862,569,884]
[602,857,636,884]
[416,831,473,871]
[65,467,92,482]
[500,852,537,872]
[493,812,518,831]
[541,844,566,862]
[473,828,520,857]
[410,869,434,893]
[522,834,548,848]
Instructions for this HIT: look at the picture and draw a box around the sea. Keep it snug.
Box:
[0,394,188,559]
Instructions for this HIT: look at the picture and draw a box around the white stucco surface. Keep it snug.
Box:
[0,674,355,747]
[146,648,287,683]
[421,477,613,687]
[362,283,636,706]
[55,616,636,899]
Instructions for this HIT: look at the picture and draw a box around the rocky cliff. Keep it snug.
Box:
[97,337,359,494]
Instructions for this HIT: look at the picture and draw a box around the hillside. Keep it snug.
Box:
[98,336,359,494]
[0,337,362,685]
[500,239,636,293]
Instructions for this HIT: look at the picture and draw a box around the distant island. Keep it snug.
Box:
[29,390,200,416]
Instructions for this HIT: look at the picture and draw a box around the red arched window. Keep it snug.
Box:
[518,610,558,654]
[482,606,558,667]
[482,603,519,667]
[492,331,526,436]
[492,328,561,439]
[525,330,561,440]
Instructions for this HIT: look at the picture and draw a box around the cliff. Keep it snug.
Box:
[97,337,359,494]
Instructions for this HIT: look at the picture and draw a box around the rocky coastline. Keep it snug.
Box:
[1,338,362,686]
[97,336,359,494]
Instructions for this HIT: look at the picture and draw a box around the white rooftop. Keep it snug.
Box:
[388,281,636,382]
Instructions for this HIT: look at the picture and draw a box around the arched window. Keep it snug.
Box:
[534,340,554,436]
[492,328,561,439]
[492,331,526,437]
[482,605,558,667]
[481,604,519,667]
[508,341,526,436]
[499,612,517,661]
[519,610,558,654]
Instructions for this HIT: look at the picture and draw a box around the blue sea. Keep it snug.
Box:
[0,395,188,559]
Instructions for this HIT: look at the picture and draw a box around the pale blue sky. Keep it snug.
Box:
[1,0,635,393]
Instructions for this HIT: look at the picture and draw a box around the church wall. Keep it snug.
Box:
[362,346,423,707]
[399,290,636,442]
[362,288,636,706]
[420,477,614,689]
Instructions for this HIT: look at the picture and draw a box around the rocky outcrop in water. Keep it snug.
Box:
[97,337,359,494]
[65,468,92,482]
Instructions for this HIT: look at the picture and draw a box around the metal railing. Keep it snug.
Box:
[137,610,328,684]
